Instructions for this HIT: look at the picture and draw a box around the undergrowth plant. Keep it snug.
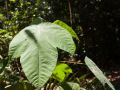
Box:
[0,19,115,90]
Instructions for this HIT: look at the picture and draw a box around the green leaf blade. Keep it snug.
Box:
[9,23,75,88]
[53,63,72,82]
[20,42,58,87]
[31,17,46,25]
[53,20,79,41]
[85,56,115,90]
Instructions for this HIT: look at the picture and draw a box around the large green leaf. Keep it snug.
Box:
[9,23,75,88]
[53,20,79,41]
[52,63,72,82]
[85,56,115,90]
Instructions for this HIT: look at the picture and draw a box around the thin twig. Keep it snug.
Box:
[60,61,84,65]
[68,0,72,25]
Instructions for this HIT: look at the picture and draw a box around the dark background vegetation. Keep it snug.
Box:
[0,0,120,89]
[43,0,120,69]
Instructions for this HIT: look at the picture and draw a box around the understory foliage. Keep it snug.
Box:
[0,19,115,90]
[0,0,118,90]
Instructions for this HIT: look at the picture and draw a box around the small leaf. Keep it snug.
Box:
[0,14,6,20]
[36,0,41,6]
[53,63,72,82]
[9,0,16,2]
[56,82,86,90]
[85,56,115,90]
[0,29,7,34]
[53,20,79,41]
[31,17,46,25]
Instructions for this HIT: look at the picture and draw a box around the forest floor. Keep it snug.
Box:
[107,70,120,90]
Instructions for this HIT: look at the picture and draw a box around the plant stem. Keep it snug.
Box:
[68,0,72,25]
